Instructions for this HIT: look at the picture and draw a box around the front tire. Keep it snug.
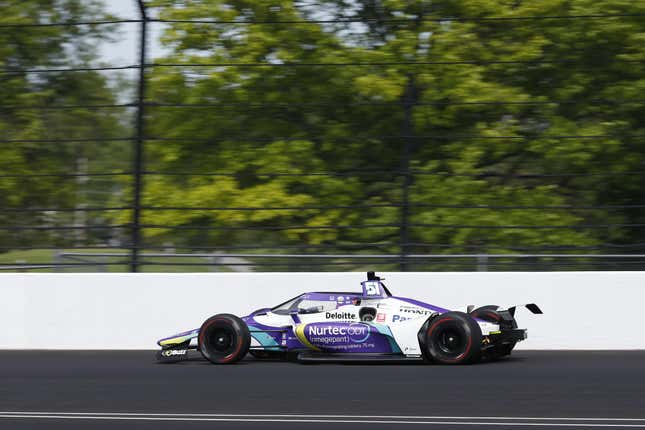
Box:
[422,312,482,364]
[198,314,250,364]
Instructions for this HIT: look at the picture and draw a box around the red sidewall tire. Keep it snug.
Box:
[424,311,482,365]
[199,314,250,364]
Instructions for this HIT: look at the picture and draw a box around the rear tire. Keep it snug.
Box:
[423,312,482,364]
[470,305,517,357]
[198,314,250,364]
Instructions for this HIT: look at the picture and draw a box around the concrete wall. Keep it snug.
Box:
[1,272,642,350]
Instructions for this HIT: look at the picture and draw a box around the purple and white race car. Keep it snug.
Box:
[157,272,541,365]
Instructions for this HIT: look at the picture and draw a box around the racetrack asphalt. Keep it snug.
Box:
[0,351,644,429]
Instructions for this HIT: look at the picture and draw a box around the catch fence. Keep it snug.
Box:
[1,2,644,271]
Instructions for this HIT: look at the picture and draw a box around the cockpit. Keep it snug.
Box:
[271,292,360,315]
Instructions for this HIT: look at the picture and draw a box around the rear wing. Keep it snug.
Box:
[509,303,543,316]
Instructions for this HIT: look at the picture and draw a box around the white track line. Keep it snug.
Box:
[1,412,644,421]
[1,414,645,427]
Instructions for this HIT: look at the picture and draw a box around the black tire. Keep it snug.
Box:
[470,305,517,329]
[470,305,499,317]
[423,312,482,364]
[198,314,250,364]
[470,305,517,356]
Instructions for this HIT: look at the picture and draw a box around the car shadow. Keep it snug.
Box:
[156,353,527,367]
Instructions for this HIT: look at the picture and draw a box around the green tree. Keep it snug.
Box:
[138,0,644,268]
[0,0,129,249]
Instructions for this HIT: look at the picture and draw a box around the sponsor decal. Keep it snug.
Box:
[307,322,371,344]
[325,311,356,320]
[329,295,335,301]
[162,349,187,357]
[392,314,412,323]
[376,313,386,322]
[337,296,344,302]
[399,306,434,316]
[295,322,397,353]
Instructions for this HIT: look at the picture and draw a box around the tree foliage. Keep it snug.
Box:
[2,0,645,266]
[0,0,129,247]
[139,0,645,257]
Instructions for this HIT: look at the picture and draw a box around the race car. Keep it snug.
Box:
[157,272,541,365]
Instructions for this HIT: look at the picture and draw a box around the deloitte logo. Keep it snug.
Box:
[325,311,356,320]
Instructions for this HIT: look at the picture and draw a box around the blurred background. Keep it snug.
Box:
[1,0,644,272]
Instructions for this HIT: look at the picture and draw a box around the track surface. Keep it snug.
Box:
[1,351,644,429]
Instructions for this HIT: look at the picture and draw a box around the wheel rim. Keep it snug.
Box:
[206,326,236,355]
[437,329,465,355]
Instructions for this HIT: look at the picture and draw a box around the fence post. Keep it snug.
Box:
[208,256,220,272]
[399,76,416,271]
[477,255,488,272]
[53,250,62,272]
[131,0,148,272]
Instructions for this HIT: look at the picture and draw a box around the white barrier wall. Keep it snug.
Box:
[0,272,643,350]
